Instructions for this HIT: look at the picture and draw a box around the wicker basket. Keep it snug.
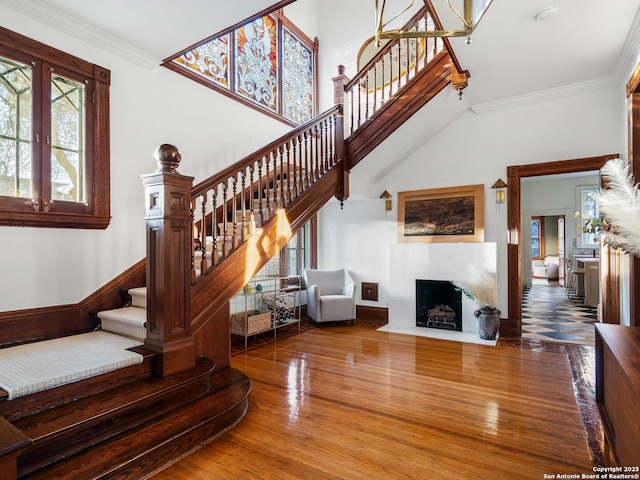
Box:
[230,310,272,335]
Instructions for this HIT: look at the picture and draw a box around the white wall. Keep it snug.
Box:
[316,0,375,109]
[318,86,625,316]
[0,6,297,311]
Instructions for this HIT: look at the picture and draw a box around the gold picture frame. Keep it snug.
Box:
[398,185,484,243]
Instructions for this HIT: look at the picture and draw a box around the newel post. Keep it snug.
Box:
[332,66,350,207]
[142,144,196,377]
[332,64,348,106]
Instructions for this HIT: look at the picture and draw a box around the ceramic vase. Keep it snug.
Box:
[473,306,500,340]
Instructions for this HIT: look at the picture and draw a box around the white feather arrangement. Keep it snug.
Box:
[452,264,498,308]
[596,158,640,257]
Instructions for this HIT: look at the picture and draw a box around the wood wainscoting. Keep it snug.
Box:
[0,259,145,348]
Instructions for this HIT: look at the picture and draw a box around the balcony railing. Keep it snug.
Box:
[343,4,445,135]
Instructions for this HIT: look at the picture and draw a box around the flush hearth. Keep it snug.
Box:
[416,280,462,331]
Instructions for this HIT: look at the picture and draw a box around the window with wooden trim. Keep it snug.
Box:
[0,27,110,229]
[280,221,310,277]
[531,216,544,260]
[164,9,317,126]
[576,186,600,247]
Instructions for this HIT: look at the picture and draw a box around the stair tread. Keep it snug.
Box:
[97,306,146,325]
[13,357,215,441]
[127,286,146,296]
[23,367,250,480]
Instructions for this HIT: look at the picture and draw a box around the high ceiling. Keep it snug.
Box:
[2,0,639,109]
[442,0,640,107]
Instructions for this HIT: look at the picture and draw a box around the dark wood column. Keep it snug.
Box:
[142,144,196,377]
[332,65,348,106]
[0,417,30,480]
[333,109,348,206]
[505,165,521,337]
[628,89,640,326]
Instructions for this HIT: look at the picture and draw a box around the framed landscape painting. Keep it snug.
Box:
[398,185,484,243]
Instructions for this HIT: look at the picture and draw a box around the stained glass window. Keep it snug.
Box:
[282,28,313,124]
[166,11,316,125]
[174,35,230,88]
[235,15,278,112]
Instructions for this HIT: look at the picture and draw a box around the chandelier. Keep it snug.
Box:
[375,0,493,46]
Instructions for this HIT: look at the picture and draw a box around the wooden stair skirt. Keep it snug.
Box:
[1,360,250,480]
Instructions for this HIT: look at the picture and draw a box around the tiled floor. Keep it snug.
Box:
[521,280,598,345]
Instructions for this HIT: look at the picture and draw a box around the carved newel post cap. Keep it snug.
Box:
[155,144,181,173]
[337,64,345,75]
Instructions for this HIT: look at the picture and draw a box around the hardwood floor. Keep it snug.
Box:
[152,323,605,479]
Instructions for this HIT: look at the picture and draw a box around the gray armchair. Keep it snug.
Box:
[304,269,356,325]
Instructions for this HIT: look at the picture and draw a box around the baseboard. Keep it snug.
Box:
[356,305,388,323]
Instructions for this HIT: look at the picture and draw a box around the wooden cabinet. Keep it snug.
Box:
[595,324,640,466]
[584,259,600,307]
[574,257,600,307]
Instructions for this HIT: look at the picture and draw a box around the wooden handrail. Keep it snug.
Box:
[190,105,343,282]
[192,106,341,199]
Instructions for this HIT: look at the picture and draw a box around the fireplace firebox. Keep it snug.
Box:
[416,280,462,331]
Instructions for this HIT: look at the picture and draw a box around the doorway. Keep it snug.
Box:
[504,154,620,337]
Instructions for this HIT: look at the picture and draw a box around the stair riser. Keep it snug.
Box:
[128,287,147,309]
[17,373,212,476]
[21,369,250,480]
[130,295,146,309]
[100,399,248,480]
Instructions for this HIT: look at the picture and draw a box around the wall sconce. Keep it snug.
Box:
[491,179,507,209]
[380,190,392,212]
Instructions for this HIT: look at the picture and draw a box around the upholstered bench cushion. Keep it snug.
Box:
[0,331,143,400]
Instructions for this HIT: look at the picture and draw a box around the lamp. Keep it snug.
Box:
[380,190,392,212]
[375,0,494,46]
[491,179,507,208]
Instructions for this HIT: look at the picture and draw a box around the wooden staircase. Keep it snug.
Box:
[0,2,465,477]
[0,287,250,480]
[17,366,249,480]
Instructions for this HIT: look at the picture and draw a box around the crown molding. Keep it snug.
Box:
[0,0,159,70]
[469,76,618,115]
[470,4,640,115]
[615,3,640,84]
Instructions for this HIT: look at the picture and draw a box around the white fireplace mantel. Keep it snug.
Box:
[378,242,498,346]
